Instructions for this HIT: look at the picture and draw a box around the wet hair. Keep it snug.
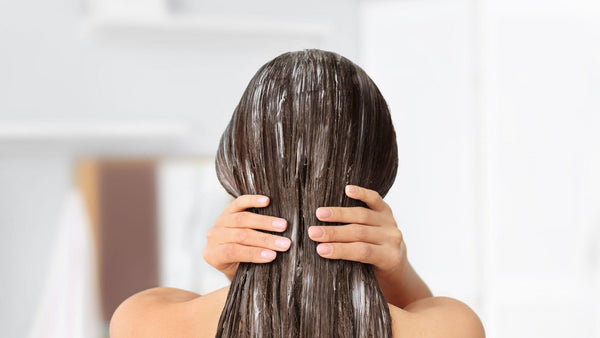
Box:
[214,49,398,337]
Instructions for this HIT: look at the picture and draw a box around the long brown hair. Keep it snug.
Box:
[215,49,398,337]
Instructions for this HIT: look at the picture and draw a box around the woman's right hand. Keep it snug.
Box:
[202,195,291,281]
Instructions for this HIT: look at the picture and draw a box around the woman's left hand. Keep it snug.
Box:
[308,184,407,279]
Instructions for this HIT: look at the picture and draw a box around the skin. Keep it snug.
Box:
[110,185,486,337]
[110,286,485,338]
[202,184,432,308]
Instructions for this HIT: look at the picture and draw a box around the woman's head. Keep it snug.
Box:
[216,49,397,202]
[215,49,397,337]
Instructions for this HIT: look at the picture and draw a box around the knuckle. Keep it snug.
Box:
[355,225,369,240]
[234,229,248,243]
[391,229,403,246]
[259,233,270,246]
[222,244,236,261]
[397,228,404,241]
[357,244,372,260]
[206,228,215,240]
[339,208,350,221]
[233,212,246,224]
[357,208,370,223]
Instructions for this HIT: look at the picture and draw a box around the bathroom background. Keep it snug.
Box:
[1,0,599,337]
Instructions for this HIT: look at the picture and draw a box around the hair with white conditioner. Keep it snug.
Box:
[214,49,398,337]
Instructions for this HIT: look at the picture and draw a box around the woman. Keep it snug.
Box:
[110,49,485,337]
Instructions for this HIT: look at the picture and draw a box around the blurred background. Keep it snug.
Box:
[1,0,599,337]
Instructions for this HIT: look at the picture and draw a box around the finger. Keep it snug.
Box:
[307,224,385,244]
[315,206,386,226]
[218,243,278,263]
[225,211,288,232]
[224,194,270,214]
[345,185,389,212]
[215,227,291,252]
[315,242,383,266]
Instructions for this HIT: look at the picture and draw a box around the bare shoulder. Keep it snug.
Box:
[109,286,230,338]
[389,297,485,338]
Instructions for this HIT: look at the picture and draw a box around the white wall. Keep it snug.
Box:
[0,0,359,154]
[478,1,600,336]
[0,1,360,336]
[361,0,600,337]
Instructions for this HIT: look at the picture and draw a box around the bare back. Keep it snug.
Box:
[109,286,484,338]
[110,287,467,338]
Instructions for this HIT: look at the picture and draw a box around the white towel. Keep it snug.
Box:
[28,187,104,338]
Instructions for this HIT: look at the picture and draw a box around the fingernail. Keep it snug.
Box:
[308,226,324,239]
[317,244,332,256]
[316,208,332,219]
[261,250,276,260]
[258,196,269,204]
[272,219,287,230]
[346,185,357,194]
[275,238,291,250]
